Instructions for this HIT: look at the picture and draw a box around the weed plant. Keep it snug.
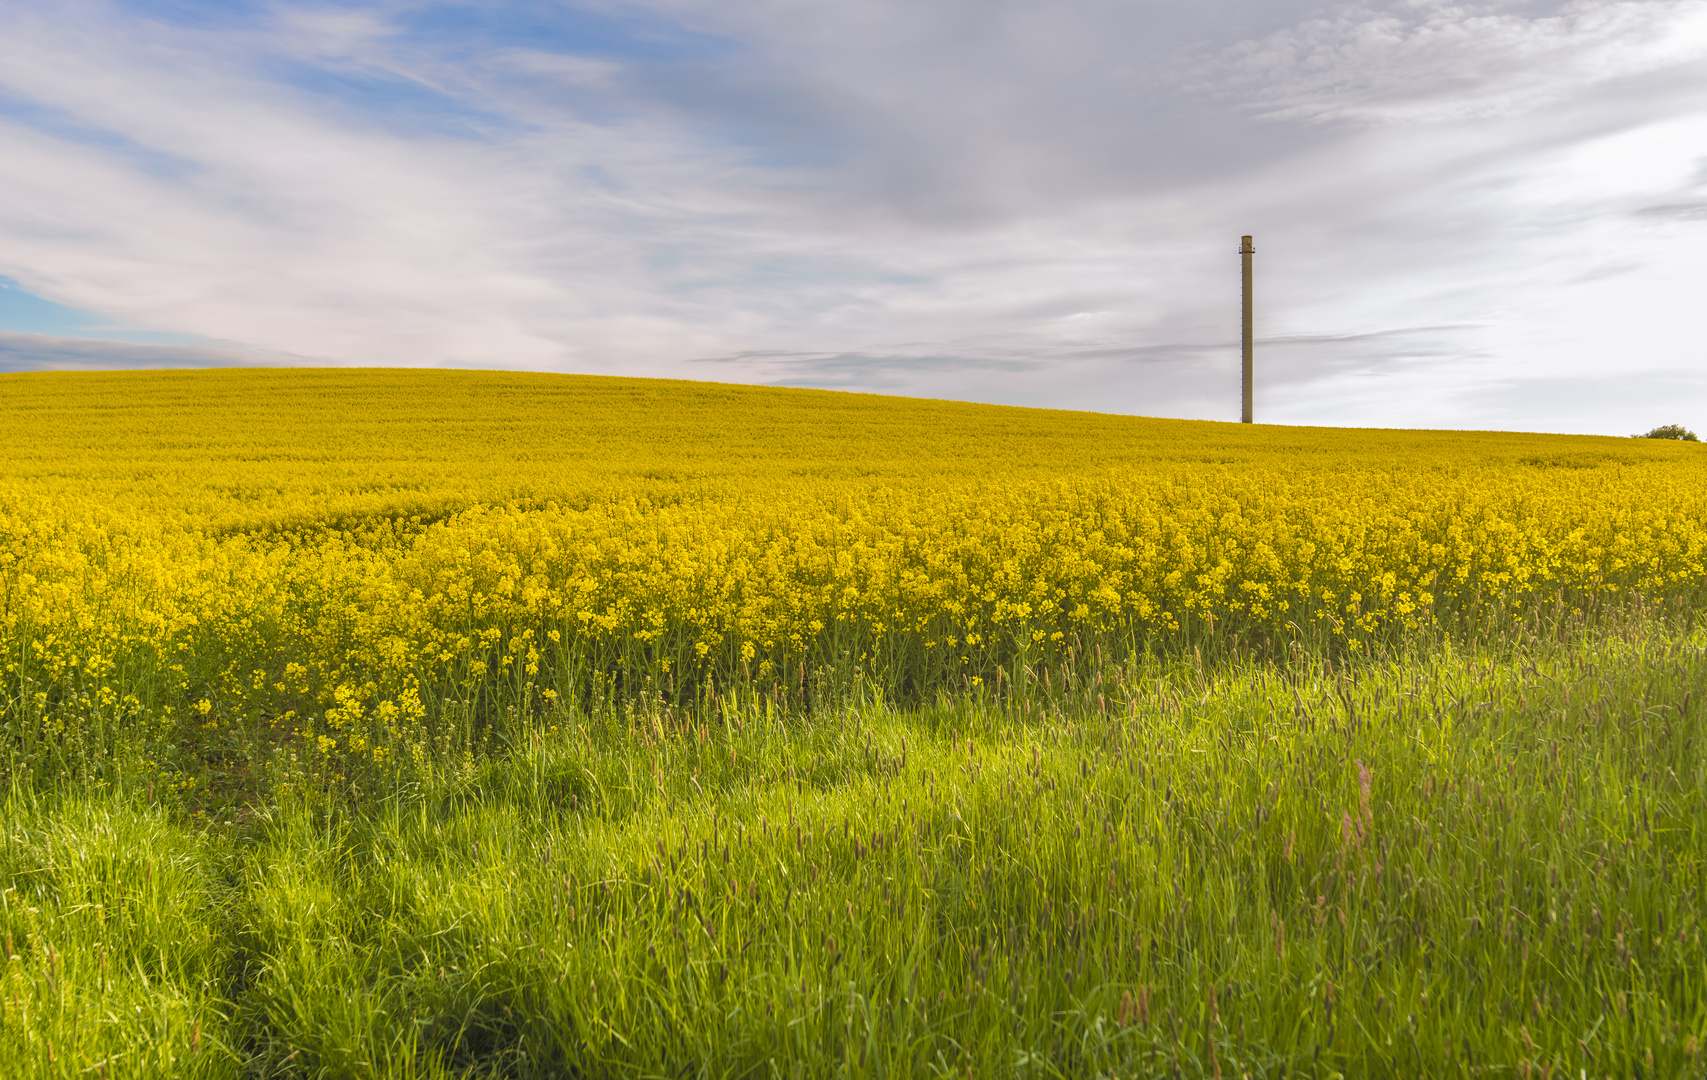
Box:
[3,599,1703,1078]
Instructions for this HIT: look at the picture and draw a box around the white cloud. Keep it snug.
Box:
[1194,0,1707,124]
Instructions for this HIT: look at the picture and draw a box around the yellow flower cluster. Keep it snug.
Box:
[2,369,1703,773]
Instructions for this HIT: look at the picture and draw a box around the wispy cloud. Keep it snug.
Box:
[0,0,1703,433]
[1187,0,1707,125]
[0,331,307,372]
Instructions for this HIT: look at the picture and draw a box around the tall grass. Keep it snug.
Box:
[3,599,1703,1077]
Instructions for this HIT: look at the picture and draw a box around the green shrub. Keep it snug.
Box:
[1636,423,1699,441]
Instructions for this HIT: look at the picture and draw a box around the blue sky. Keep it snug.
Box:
[2,0,1705,433]
[0,276,209,343]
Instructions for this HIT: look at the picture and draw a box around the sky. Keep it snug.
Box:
[1,0,1704,433]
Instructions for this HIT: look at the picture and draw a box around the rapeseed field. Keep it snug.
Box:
[4,368,1704,787]
[1,369,1704,1077]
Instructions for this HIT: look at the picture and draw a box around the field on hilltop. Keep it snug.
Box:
[1,366,1267,525]
[5,366,1701,522]
[2,368,1705,1078]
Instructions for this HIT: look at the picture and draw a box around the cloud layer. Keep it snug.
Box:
[0,331,300,372]
[1,0,1704,433]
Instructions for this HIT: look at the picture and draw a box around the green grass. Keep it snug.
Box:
[4,603,1705,1078]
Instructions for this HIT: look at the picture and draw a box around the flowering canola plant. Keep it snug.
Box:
[3,369,1704,779]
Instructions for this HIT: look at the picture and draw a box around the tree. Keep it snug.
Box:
[1635,424,1699,442]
